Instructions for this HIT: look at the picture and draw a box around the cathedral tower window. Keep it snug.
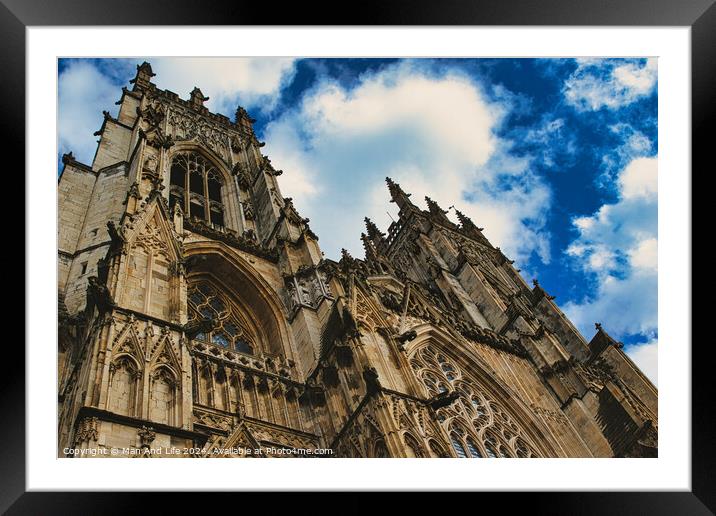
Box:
[187,280,256,355]
[169,152,225,227]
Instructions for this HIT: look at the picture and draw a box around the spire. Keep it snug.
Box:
[360,233,377,260]
[386,177,414,210]
[340,248,354,262]
[425,196,446,215]
[130,61,155,91]
[424,196,452,225]
[455,209,484,232]
[364,217,385,241]
[455,208,491,245]
[189,87,209,108]
[339,248,356,272]
[362,217,387,263]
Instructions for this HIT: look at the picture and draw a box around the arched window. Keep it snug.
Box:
[169,152,225,227]
[466,437,483,458]
[484,436,499,458]
[429,440,449,458]
[404,434,424,458]
[188,281,256,355]
[450,432,468,458]
[409,343,543,458]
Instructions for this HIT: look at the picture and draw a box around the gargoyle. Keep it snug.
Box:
[86,276,116,317]
[183,317,218,339]
[428,390,460,410]
[396,329,417,344]
[106,220,125,248]
[362,366,381,394]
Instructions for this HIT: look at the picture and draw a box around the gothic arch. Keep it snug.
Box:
[111,352,142,372]
[107,354,142,418]
[402,432,425,458]
[110,320,146,363]
[183,241,298,364]
[167,142,233,183]
[148,364,180,426]
[165,143,241,230]
[404,325,561,458]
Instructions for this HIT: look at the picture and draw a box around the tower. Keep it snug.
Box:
[58,62,658,458]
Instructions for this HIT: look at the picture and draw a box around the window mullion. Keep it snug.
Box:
[203,167,210,222]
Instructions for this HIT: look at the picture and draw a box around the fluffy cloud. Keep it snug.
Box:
[58,58,297,166]
[563,156,657,344]
[599,124,655,187]
[624,339,658,386]
[619,156,659,200]
[563,58,657,111]
[150,58,297,114]
[58,61,121,165]
[263,62,552,264]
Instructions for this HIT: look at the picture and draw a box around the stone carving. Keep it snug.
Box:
[283,267,333,312]
[138,426,156,447]
[74,417,99,445]
[167,108,230,164]
[193,409,233,431]
[245,421,317,450]
[529,403,569,425]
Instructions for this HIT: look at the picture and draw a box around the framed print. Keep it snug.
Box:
[8,0,712,512]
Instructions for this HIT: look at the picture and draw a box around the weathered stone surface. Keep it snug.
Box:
[57,63,657,459]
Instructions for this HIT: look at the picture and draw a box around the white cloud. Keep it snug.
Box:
[150,58,297,114]
[629,237,657,272]
[563,58,657,111]
[599,124,655,187]
[619,156,658,200]
[625,339,658,386]
[563,156,657,345]
[58,58,297,166]
[263,62,552,264]
[563,268,657,339]
[58,61,121,165]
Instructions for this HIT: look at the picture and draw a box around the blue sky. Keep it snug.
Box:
[58,57,658,384]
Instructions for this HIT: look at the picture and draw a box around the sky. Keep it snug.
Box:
[57,57,658,384]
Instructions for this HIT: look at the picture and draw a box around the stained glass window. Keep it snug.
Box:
[188,281,255,355]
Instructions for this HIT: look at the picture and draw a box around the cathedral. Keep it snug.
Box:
[57,62,658,458]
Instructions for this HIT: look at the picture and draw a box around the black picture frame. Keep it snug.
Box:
[6,0,711,512]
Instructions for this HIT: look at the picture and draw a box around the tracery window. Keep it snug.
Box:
[188,281,255,355]
[409,344,541,458]
[169,152,225,227]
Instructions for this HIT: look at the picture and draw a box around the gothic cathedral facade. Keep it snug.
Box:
[58,62,658,458]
